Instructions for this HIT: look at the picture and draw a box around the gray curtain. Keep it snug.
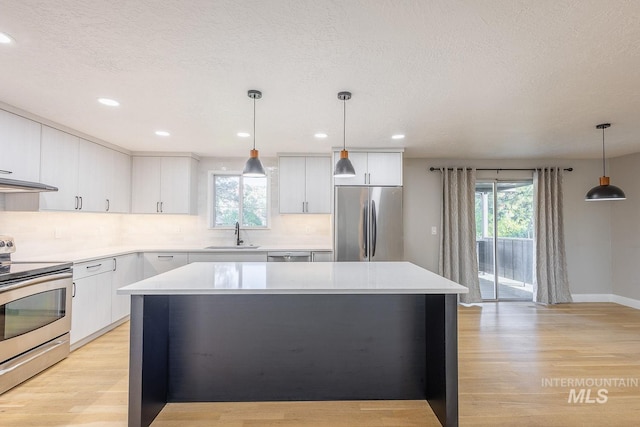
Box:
[534,168,572,304]
[439,168,482,303]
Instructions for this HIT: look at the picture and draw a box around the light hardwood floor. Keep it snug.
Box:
[1,302,639,426]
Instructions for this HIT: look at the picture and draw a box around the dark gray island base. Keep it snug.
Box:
[127,293,459,427]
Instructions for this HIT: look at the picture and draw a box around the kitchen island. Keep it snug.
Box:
[118,261,468,427]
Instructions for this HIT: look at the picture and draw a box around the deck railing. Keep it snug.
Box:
[477,237,533,284]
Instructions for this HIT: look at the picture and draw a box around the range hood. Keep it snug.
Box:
[0,177,58,193]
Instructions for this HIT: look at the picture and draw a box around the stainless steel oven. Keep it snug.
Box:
[0,236,72,394]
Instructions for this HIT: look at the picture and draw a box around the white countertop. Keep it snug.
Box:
[118,261,468,295]
[12,244,333,264]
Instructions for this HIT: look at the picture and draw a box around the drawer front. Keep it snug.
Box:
[143,252,188,278]
[73,258,115,280]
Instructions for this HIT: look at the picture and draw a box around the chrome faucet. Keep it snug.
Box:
[235,221,243,246]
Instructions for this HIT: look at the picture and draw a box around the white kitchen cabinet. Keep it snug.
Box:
[188,252,268,262]
[131,156,198,214]
[71,258,115,345]
[333,150,403,186]
[106,150,131,213]
[0,109,41,182]
[40,126,79,211]
[279,155,331,213]
[111,253,142,322]
[143,252,188,278]
[39,126,131,212]
[77,141,111,212]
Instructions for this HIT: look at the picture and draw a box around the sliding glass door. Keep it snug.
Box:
[475,181,534,301]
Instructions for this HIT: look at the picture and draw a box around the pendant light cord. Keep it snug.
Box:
[343,98,346,150]
[253,97,256,151]
[601,126,606,177]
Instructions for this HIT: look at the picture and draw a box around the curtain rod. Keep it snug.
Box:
[429,167,573,172]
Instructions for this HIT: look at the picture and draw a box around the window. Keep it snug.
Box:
[210,173,269,228]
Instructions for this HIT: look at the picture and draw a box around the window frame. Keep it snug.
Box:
[208,170,271,229]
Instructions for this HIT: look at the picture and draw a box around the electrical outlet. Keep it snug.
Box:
[431,226,437,235]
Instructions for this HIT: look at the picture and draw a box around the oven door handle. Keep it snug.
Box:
[0,272,72,293]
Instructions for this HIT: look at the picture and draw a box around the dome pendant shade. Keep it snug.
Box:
[586,177,626,201]
[243,90,266,178]
[243,149,266,177]
[334,91,356,178]
[585,123,626,201]
[334,150,356,177]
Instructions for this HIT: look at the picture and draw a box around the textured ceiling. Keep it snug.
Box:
[1,0,640,159]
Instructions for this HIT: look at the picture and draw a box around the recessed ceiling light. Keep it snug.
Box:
[392,134,405,140]
[237,132,250,138]
[98,98,120,107]
[155,130,170,137]
[314,132,328,139]
[0,32,14,44]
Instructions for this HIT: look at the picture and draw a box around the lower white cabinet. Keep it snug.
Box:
[143,252,188,278]
[112,253,142,322]
[71,258,115,345]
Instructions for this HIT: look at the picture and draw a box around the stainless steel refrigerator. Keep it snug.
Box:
[334,186,403,261]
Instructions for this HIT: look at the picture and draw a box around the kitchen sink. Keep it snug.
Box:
[204,245,260,250]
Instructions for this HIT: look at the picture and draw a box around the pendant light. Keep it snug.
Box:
[585,123,626,201]
[242,89,266,177]
[334,91,356,177]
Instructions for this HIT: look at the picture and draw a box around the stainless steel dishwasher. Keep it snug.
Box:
[267,251,311,262]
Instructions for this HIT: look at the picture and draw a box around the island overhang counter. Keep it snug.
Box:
[118,261,468,427]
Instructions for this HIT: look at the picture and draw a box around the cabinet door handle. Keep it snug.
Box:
[79,196,83,210]
[160,202,163,213]
[106,199,110,212]
[157,255,174,260]
[72,282,76,298]
[156,202,160,213]
[113,257,117,271]
[75,196,79,210]
[0,169,12,174]
[86,263,102,270]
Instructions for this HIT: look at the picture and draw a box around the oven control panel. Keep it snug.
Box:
[0,235,16,254]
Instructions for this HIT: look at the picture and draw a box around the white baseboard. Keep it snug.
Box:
[572,293,640,310]
[571,293,614,302]
[611,294,640,310]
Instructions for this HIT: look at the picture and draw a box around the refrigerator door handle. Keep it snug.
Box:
[362,203,368,258]
[371,200,377,257]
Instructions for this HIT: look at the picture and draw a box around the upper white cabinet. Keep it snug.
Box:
[131,156,198,214]
[40,126,80,211]
[0,109,42,182]
[106,150,131,213]
[279,155,331,214]
[39,126,131,212]
[332,150,403,186]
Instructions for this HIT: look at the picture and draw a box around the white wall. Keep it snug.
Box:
[403,158,613,295]
[610,153,640,301]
